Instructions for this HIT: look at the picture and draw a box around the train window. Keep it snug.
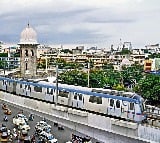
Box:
[116,100,120,108]
[89,96,95,103]
[97,97,102,104]
[50,89,53,94]
[59,90,68,98]
[89,96,102,104]
[110,99,114,107]
[20,84,22,88]
[34,86,42,92]
[130,103,134,110]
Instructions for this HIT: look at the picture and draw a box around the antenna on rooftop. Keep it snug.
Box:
[27,21,30,28]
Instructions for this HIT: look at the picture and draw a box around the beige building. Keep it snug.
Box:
[18,24,39,78]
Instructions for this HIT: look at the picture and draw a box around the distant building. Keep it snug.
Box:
[117,39,132,51]
[144,59,152,72]
[123,42,132,51]
[72,46,84,55]
[145,44,160,54]
[151,58,160,71]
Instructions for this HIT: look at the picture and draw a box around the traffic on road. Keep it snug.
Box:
[0,100,100,143]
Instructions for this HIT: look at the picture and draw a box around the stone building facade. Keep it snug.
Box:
[18,24,39,78]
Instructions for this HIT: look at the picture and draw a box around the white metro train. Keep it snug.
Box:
[0,76,147,122]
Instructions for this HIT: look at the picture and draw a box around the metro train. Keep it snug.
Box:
[0,76,147,122]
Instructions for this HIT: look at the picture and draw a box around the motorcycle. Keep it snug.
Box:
[29,114,34,121]
[3,116,8,122]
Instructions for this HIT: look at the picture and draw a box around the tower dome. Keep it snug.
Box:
[121,58,131,66]
[19,24,39,44]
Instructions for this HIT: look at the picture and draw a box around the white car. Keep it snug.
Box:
[13,114,28,126]
[18,123,30,131]
[35,121,51,132]
[39,131,58,143]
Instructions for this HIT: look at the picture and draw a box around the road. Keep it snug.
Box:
[0,100,101,143]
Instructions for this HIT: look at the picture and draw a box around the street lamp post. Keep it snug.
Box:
[88,62,90,87]
[45,54,48,74]
[55,64,58,105]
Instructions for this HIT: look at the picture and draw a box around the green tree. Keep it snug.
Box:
[134,74,160,105]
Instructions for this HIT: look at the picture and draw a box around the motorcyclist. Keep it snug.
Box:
[29,113,34,121]
[3,115,8,121]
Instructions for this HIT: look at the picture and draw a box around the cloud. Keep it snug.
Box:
[0,0,160,48]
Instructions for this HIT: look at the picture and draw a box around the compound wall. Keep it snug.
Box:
[0,91,159,143]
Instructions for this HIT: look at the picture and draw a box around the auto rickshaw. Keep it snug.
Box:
[0,132,8,142]
[4,108,11,115]
[2,104,7,110]
[20,130,28,141]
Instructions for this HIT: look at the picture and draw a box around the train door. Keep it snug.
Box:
[77,94,84,108]
[26,85,31,96]
[2,80,7,91]
[115,100,121,117]
[108,98,115,116]
[128,102,135,120]
[45,88,53,102]
[12,81,17,94]
[72,93,84,109]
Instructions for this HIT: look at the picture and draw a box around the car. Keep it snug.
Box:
[20,130,28,140]
[39,131,58,143]
[4,108,12,115]
[18,122,30,131]
[16,114,28,122]
[35,121,51,133]
[13,114,28,126]
[0,127,7,135]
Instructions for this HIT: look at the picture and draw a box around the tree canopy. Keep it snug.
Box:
[134,74,160,105]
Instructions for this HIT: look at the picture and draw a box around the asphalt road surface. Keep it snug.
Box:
[0,100,101,143]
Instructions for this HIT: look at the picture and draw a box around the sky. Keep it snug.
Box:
[0,0,160,49]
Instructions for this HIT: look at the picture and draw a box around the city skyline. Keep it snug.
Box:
[0,0,160,49]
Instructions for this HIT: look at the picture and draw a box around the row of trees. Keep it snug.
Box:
[59,64,159,105]
[38,57,159,105]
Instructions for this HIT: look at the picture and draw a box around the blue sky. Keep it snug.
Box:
[0,0,160,49]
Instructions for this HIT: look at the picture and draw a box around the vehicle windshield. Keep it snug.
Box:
[48,135,54,140]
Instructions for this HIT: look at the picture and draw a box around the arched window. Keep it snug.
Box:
[25,63,28,70]
[25,50,28,56]
[31,50,34,56]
